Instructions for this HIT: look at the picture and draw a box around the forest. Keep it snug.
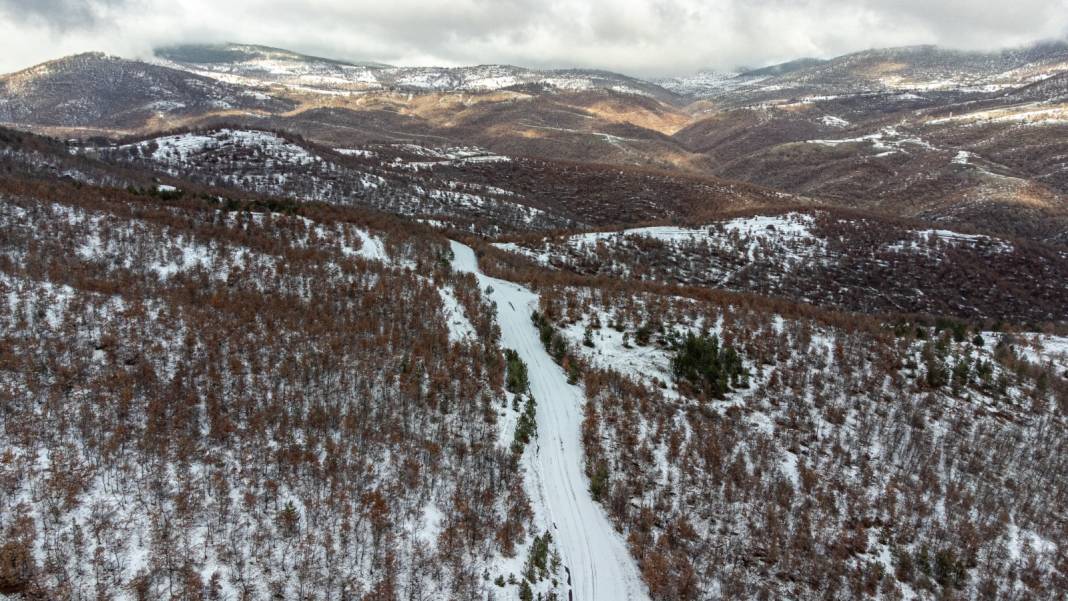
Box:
[0,123,1064,601]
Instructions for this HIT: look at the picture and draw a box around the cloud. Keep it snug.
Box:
[0,0,1066,77]
[0,0,132,30]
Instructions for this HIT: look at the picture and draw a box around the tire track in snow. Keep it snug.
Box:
[450,241,650,601]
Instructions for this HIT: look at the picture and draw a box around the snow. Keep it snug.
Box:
[413,185,546,225]
[806,126,934,155]
[1005,520,1059,565]
[342,225,388,262]
[155,49,384,92]
[438,286,476,343]
[412,503,445,545]
[149,242,214,279]
[655,71,764,97]
[721,213,819,241]
[450,240,651,601]
[389,144,511,171]
[333,148,376,158]
[504,212,1020,284]
[123,129,319,166]
[159,47,660,97]
[560,314,682,396]
[821,115,850,127]
[780,451,800,487]
[59,203,390,291]
[928,104,1068,127]
[1003,334,1068,372]
[886,229,1013,254]
[380,65,651,96]
[145,100,187,112]
[496,212,822,268]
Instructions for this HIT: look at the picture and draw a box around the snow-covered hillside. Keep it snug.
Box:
[3,34,1068,601]
[656,70,763,97]
[0,52,292,127]
[492,210,1068,323]
[154,44,668,98]
[0,186,574,600]
[527,282,1066,600]
[94,129,573,232]
[122,129,320,167]
[667,43,1068,102]
[154,43,385,92]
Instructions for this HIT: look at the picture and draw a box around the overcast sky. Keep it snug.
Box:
[1,0,1067,77]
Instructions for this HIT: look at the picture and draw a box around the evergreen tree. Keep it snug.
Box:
[504,349,529,394]
[671,332,747,399]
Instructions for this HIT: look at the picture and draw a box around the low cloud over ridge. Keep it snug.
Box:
[1,0,1066,76]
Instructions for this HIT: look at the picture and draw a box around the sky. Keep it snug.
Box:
[1,0,1067,77]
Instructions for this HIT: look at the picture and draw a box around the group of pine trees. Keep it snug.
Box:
[670,331,748,399]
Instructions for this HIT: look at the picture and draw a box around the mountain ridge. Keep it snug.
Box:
[3,41,1068,244]
[0,33,1066,601]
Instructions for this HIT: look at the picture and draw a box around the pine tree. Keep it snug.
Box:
[504,349,529,394]
[671,332,747,399]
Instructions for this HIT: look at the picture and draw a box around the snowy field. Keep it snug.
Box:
[122,129,319,167]
[494,212,825,270]
[495,211,1015,272]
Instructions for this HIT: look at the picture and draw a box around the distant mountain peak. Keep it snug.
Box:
[155,42,394,70]
[145,42,678,99]
[739,57,827,77]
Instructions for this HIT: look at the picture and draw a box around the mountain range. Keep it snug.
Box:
[0,39,1066,601]
[3,41,1068,244]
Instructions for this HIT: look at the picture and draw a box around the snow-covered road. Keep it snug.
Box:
[451,241,650,601]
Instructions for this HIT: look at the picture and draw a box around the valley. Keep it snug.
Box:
[0,35,1065,601]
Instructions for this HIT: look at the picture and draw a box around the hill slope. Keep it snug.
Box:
[0,53,292,131]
